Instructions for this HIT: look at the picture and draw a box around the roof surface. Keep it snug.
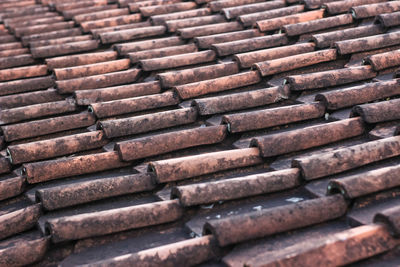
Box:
[0,0,400,266]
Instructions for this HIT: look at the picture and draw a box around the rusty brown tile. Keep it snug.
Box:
[0,204,41,240]
[352,99,400,123]
[316,80,400,110]
[0,54,35,69]
[37,173,156,210]
[365,49,400,71]
[14,21,74,37]
[351,1,400,19]
[166,15,226,32]
[283,14,353,36]
[80,235,217,267]
[0,64,47,82]
[62,4,118,19]
[245,224,398,267]
[157,62,239,88]
[23,151,129,184]
[178,21,244,39]
[4,14,67,28]
[376,11,400,27]
[175,70,261,99]
[0,0,36,9]
[2,111,96,142]
[0,176,25,201]
[0,99,77,125]
[222,0,286,19]
[3,12,55,25]
[80,14,142,32]
[128,44,197,63]
[194,86,287,115]
[0,42,22,51]
[235,42,315,68]
[31,39,99,58]
[0,89,64,109]
[212,33,288,56]
[293,136,400,180]
[46,199,183,242]
[204,195,347,246]
[54,59,130,80]
[374,206,400,237]
[324,0,386,14]
[256,9,324,32]
[140,50,216,71]
[21,28,83,46]
[114,36,184,55]
[55,0,107,12]
[223,102,325,133]
[1,7,50,19]
[286,65,376,91]
[0,232,50,267]
[209,0,264,12]
[46,50,117,70]
[173,168,300,207]
[99,107,198,138]
[194,29,262,49]
[328,165,400,199]
[56,68,141,93]
[75,81,162,105]
[90,90,180,118]
[91,21,153,38]
[312,24,385,48]
[149,147,262,183]
[0,48,29,57]
[150,7,212,25]
[140,2,197,17]
[29,35,93,48]
[7,130,108,164]
[335,31,400,55]
[252,118,365,157]
[99,25,166,44]
[128,0,182,13]
[73,8,129,23]
[116,125,227,161]
[254,49,337,76]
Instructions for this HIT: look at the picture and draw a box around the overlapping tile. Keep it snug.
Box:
[0,0,400,265]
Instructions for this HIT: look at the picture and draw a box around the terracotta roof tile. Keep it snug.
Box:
[47,199,183,242]
[0,231,49,266]
[252,117,365,157]
[328,164,400,198]
[1,0,400,264]
[350,1,400,19]
[37,173,155,210]
[99,107,198,138]
[23,151,128,183]
[325,0,387,15]
[128,43,197,63]
[74,80,162,105]
[116,125,226,161]
[193,85,287,115]
[1,111,96,142]
[150,7,212,25]
[239,5,305,26]
[293,135,400,180]
[222,0,286,19]
[204,194,347,246]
